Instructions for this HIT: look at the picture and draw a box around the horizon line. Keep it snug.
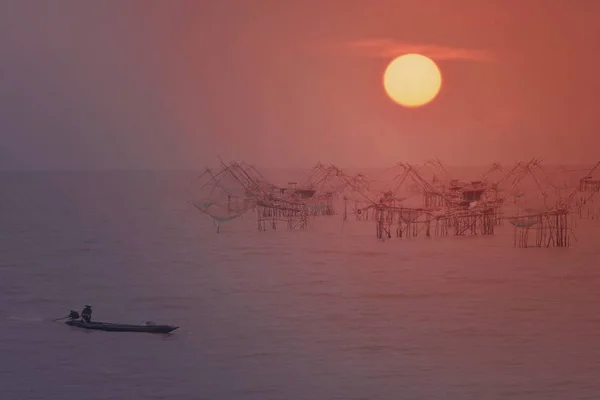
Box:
[0,162,598,172]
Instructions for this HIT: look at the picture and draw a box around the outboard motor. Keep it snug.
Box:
[68,310,80,320]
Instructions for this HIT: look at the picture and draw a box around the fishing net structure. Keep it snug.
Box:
[367,162,495,239]
[572,161,600,220]
[189,161,315,231]
[188,161,267,230]
[500,159,600,247]
[297,163,375,217]
[188,158,599,248]
[367,159,577,243]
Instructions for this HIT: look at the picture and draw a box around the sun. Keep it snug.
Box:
[383,53,442,108]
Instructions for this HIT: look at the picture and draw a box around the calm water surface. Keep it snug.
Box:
[1,171,599,400]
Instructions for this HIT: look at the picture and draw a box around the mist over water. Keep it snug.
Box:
[1,171,599,400]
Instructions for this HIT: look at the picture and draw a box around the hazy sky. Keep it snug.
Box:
[1,0,599,169]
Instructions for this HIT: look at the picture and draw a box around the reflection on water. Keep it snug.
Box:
[1,171,599,400]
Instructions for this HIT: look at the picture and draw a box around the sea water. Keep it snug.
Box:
[1,171,599,400]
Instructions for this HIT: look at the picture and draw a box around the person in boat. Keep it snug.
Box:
[67,310,80,320]
[81,305,92,323]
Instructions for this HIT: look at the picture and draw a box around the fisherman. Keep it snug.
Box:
[67,310,80,320]
[81,305,92,323]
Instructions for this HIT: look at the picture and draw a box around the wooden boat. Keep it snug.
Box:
[65,320,178,334]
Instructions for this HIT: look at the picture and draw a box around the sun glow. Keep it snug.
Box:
[383,54,442,108]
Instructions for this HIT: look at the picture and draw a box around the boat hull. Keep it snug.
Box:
[65,320,178,334]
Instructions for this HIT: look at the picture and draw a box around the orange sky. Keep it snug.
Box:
[1,0,599,169]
